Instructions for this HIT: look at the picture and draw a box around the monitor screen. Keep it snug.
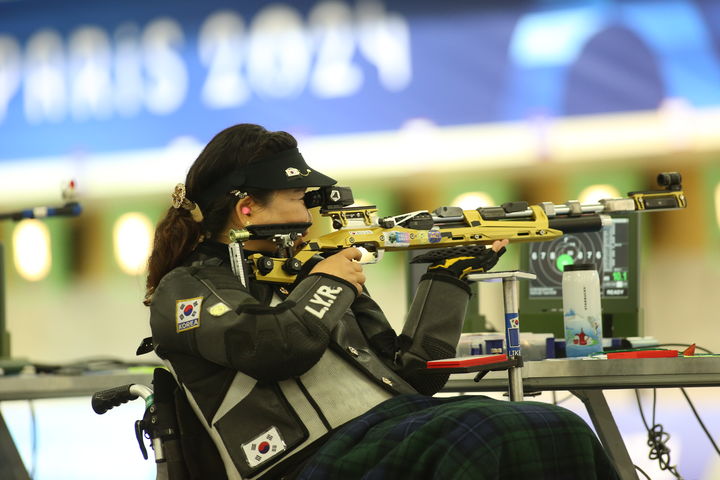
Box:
[527,217,630,299]
[519,214,640,337]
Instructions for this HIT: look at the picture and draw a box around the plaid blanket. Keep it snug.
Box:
[296,394,618,480]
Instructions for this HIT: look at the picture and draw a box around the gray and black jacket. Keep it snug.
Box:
[149,241,471,479]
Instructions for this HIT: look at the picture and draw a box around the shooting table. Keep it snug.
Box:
[0,370,154,480]
[1,359,719,480]
[444,356,720,480]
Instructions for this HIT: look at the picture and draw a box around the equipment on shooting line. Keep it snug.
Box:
[227,172,686,286]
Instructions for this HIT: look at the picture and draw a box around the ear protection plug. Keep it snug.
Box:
[241,206,251,215]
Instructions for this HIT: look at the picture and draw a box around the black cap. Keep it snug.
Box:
[563,263,597,272]
[195,148,336,211]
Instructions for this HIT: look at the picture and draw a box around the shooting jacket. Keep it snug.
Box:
[149,241,471,479]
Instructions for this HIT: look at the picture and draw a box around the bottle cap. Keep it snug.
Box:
[563,263,597,271]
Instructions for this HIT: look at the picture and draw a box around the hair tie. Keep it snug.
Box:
[171,183,204,222]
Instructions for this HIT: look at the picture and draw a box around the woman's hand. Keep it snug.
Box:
[491,239,509,252]
[416,238,510,280]
[310,248,366,294]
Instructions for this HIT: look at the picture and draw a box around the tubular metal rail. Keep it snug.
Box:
[92,369,190,480]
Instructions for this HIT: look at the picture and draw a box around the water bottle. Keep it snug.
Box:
[562,263,603,357]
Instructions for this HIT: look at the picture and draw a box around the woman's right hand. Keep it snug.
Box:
[309,248,366,294]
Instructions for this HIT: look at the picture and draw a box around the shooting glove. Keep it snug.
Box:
[411,245,506,280]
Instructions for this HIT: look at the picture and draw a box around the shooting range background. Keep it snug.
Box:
[0,0,719,478]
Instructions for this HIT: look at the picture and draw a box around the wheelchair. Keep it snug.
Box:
[92,368,227,480]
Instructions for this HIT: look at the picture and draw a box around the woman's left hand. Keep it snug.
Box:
[491,238,509,252]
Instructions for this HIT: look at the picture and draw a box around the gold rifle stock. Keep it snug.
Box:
[244,181,686,284]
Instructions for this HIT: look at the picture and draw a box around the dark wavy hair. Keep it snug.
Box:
[144,124,297,304]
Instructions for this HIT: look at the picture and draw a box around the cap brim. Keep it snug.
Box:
[243,148,337,189]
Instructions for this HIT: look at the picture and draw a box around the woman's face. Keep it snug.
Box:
[250,188,311,226]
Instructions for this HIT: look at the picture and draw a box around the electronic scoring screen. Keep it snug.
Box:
[527,217,630,299]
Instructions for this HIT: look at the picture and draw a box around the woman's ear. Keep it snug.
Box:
[234,197,253,224]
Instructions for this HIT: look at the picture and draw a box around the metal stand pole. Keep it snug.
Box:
[501,277,524,402]
[467,271,536,402]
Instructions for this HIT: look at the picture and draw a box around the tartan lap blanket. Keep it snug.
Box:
[297,394,619,480]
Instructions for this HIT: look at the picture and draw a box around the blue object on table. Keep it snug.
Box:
[485,339,504,355]
[545,337,556,359]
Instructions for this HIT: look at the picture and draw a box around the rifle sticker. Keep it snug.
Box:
[384,231,410,247]
[428,230,442,243]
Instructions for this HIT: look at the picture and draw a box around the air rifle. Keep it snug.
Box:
[227,172,686,286]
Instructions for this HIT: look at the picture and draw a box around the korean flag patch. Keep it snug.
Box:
[242,426,286,468]
[176,297,203,333]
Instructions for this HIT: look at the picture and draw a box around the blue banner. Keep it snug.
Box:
[1,0,719,160]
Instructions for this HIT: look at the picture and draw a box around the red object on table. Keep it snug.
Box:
[427,354,509,369]
[606,350,679,359]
